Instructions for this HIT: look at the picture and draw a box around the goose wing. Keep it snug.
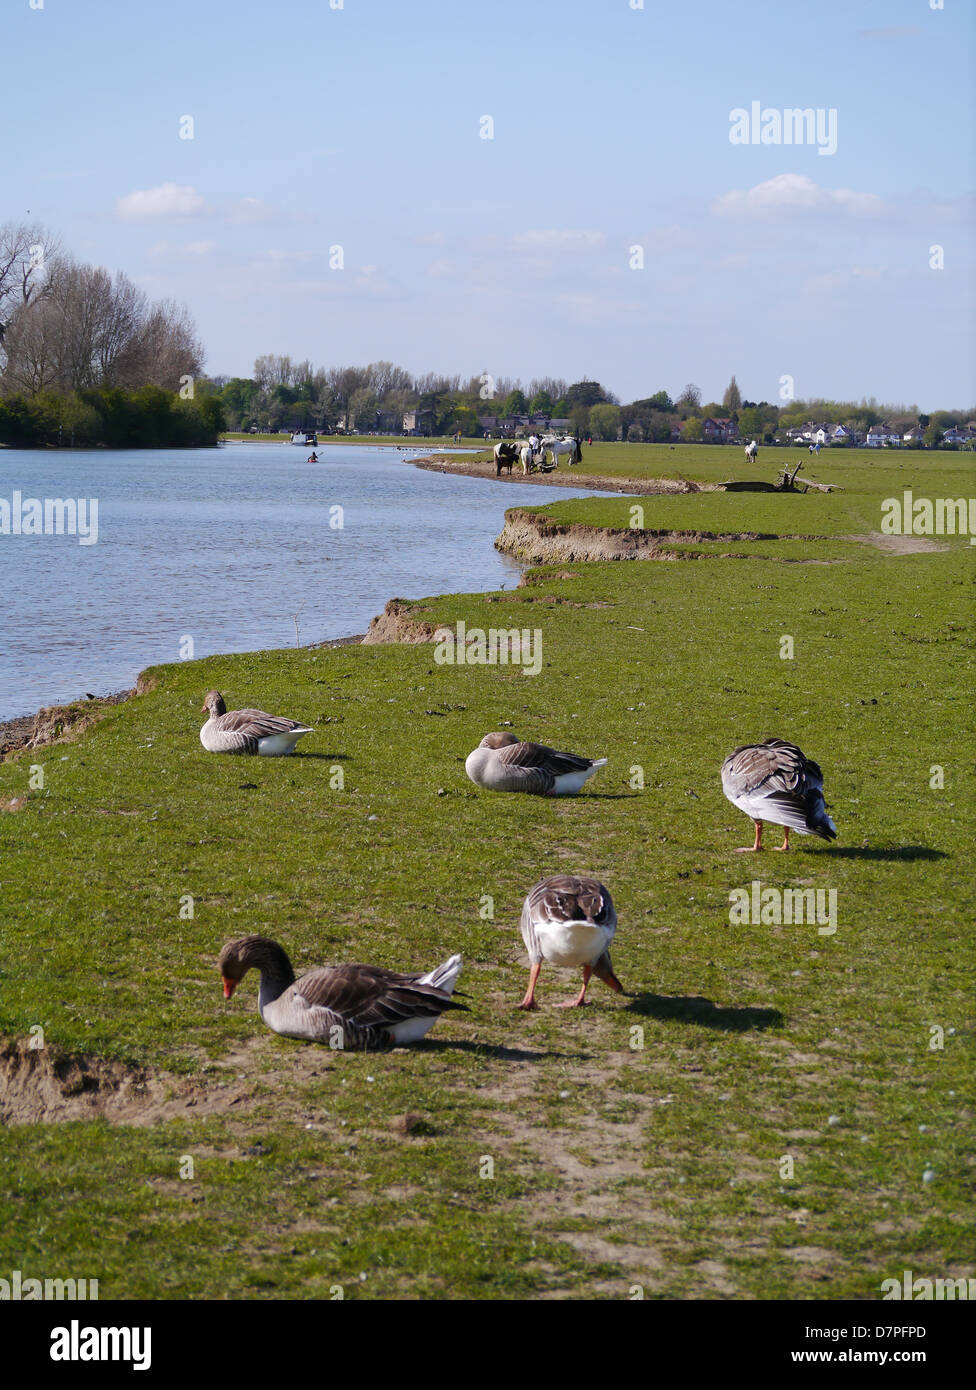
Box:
[292,963,467,1041]
[722,739,828,830]
[497,739,594,794]
[212,707,312,753]
[520,874,616,957]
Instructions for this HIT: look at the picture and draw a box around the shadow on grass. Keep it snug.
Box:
[625,992,783,1032]
[828,846,948,862]
[298,752,351,761]
[414,1039,589,1061]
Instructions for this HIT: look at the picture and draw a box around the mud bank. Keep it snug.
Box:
[493,509,776,564]
[410,452,709,496]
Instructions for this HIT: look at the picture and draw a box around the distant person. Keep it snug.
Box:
[308,451,318,462]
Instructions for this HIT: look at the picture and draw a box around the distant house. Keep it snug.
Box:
[547,418,572,432]
[865,424,902,448]
[903,426,926,445]
[702,417,739,443]
[941,426,968,445]
[403,409,434,436]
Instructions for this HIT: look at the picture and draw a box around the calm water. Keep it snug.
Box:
[0,442,605,720]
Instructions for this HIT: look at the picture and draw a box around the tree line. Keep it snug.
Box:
[216,359,972,447]
[0,221,222,447]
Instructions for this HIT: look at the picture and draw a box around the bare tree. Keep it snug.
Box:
[0,221,62,349]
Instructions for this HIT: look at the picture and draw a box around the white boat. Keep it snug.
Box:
[291,430,317,446]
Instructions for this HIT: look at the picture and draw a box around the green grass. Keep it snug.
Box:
[0,453,973,1298]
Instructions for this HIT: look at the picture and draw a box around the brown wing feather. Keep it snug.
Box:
[294,964,466,1028]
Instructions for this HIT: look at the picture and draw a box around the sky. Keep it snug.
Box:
[6,0,974,410]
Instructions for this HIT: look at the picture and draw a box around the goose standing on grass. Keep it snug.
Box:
[721,738,837,852]
[218,936,467,1049]
[517,875,623,1009]
[465,732,607,796]
[200,690,314,756]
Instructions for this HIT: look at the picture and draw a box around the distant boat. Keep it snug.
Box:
[291,430,317,446]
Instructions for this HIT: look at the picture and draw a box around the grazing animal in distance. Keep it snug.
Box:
[721,738,837,851]
[517,875,623,1009]
[218,935,467,1049]
[744,439,759,463]
[199,690,314,756]
[465,731,607,796]
[494,441,519,475]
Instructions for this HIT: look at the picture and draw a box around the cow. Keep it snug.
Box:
[494,441,519,475]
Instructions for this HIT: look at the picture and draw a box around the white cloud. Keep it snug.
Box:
[184,240,217,256]
[712,173,885,220]
[116,183,207,220]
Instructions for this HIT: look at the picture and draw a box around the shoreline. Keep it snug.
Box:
[1,451,682,753]
[0,633,367,760]
[408,451,711,495]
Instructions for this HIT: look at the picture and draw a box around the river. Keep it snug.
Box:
[0,441,605,720]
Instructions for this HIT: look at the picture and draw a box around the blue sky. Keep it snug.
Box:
[8,0,974,409]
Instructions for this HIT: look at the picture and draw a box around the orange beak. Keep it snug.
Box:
[222,976,237,999]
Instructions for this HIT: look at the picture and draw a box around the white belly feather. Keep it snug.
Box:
[535,919,612,969]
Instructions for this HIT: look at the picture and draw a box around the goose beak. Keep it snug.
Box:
[222,976,237,999]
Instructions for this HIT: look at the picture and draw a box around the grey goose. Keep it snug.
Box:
[465,732,607,796]
[517,875,623,1009]
[200,690,314,756]
[218,936,466,1049]
[721,738,837,852]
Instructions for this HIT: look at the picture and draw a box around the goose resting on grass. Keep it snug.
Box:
[200,690,314,756]
[721,738,837,852]
[518,875,623,1009]
[466,732,607,796]
[218,936,467,1049]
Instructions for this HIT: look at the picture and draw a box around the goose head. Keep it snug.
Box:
[202,690,227,718]
[479,731,519,749]
[218,934,291,998]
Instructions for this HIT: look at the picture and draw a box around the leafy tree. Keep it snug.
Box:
[566,379,610,407]
[723,375,742,412]
[681,416,703,442]
[502,388,527,417]
[529,389,553,415]
[588,403,620,440]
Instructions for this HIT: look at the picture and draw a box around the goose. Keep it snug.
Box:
[465,732,607,796]
[200,690,314,756]
[721,738,837,852]
[517,875,623,1009]
[218,935,467,1049]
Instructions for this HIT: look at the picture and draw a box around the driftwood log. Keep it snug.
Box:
[719,460,842,494]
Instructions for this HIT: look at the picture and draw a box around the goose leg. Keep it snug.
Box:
[555,964,593,1008]
[772,828,790,851]
[736,820,763,853]
[518,961,542,1010]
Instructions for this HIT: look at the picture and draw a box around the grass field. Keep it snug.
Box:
[0,446,972,1299]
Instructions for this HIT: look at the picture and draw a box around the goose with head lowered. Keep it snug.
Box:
[721,738,837,852]
[517,875,623,1009]
[218,935,467,1049]
[200,690,314,756]
[465,732,607,796]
